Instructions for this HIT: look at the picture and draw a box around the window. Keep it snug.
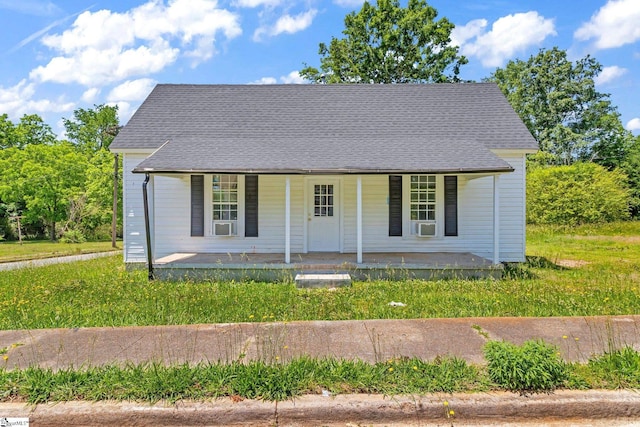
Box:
[410,175,436,221]
[212,175,238,235]
[314,184,334,217]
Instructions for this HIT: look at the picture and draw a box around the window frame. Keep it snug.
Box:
[402,175,444,237]
[205,174,245,237]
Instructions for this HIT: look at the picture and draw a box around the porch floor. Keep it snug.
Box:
[153,252,501,281]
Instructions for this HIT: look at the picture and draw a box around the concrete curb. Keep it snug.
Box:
[2,390,640,426]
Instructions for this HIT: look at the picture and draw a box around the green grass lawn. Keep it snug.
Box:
[0,222,638,330]
[0,240,119,263]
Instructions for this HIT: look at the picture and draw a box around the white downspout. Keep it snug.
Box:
[493,174,500,264]
[285,176,291,264]
[357,175,363,264]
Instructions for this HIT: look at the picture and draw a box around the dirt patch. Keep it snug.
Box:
[555,259,591,268]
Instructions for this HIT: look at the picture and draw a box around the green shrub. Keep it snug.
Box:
[59,229,86,244]
[484,340,567,393]
[527,163,630,225]
[587,347,640,389]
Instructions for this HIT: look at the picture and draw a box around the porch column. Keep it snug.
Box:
[285,176,291,264]
[493,174,500,265]
[356,175,363,264]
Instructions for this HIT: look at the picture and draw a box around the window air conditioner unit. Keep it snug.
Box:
[214,222,233,236]
[417,222,436,237]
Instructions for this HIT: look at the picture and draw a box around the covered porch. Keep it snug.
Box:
[152,251,502,281]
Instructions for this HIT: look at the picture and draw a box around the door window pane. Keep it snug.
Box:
[314,184,334,217]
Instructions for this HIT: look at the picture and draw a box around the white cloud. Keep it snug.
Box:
[250,71,307,84]
[450,19,486,48]
[108,101,135,125]
[453,12,556,68]
[575,0,640,49]
[81,88,101,103]
[594,66,627,85]
[626,118,640,132]
[253,9,317,40]
[250,77,278,84]
[233,0,282,7]
[0,80,74,119]
[30,0,241,86]
[280,71,305,84]
[333,0,365,7]
[107,79,157,102]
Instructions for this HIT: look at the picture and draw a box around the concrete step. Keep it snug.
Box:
[295,273,352,288]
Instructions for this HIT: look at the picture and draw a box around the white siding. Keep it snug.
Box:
[346,174,496,257]
[122,153,152,263]
[152,175,307,258]
[122,152,527,263]
[497,153,527,262]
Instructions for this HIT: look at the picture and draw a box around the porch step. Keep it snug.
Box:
[295,273,352,288]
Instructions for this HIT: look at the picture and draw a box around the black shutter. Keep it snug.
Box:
[444,176,458,236]
[191,175,204,236]
[245,175,259,237]
[389,175,402,236]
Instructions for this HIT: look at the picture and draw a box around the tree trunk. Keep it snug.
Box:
[50,221,56,241]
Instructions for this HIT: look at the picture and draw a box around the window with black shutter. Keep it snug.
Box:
[388,175,402,236]
[245,175,259,237]
[444,176,458,236]
[190,175,204,236]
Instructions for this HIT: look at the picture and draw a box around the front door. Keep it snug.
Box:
[308,180,340,251]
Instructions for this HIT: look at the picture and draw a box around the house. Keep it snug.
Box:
[109,83,537,280]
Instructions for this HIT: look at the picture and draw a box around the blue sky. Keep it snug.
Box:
[0,0,639,136]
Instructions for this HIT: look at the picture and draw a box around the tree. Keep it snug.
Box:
[15,114,57,147]
[620,137,640,217]
[0,114,16,149]
[0,143,88,240]
[63,104,120,153]
[488,47,630,166]
[79,149,123,238]
[300,0,467,83]
[0,113,56,149]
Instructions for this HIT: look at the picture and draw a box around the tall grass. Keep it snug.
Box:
[0,222,639,330]
[3,348,640,403]
[0,357,487,404]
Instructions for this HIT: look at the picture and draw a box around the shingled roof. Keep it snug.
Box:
[110,83,537,174]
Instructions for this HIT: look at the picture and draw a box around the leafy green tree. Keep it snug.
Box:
[300,0,466,83]
[63,104,120,153]
[0,114,17,149]
[0,113,56,148]
[489,47,628,166]
[527,163,630,225]
[0,143,88,240]
[620,137,640,217]
[80,149,123,238]
[15,114,57,147]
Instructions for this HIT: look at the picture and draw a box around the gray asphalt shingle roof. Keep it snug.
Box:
[110,83,538,174]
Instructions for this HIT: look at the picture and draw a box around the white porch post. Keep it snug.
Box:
[356,175,363,264]
[285,176,291,264]
[493,174,500,265]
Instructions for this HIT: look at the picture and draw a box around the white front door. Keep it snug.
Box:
[308,179,340,251]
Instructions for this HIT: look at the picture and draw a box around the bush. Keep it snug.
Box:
[59,229,86,244]
[587,347,640,389]
[527,163,630,225]
[484,340,567,393]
